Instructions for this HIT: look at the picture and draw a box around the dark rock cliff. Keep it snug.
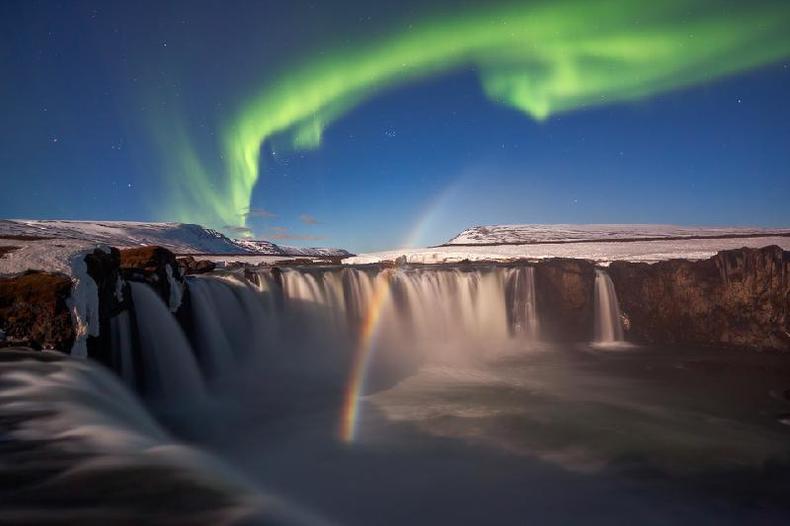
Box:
[607,245,789,350]
[533,258,596,342]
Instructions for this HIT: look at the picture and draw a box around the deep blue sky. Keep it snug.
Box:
[1,1,789,252]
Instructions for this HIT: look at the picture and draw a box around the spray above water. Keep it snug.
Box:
[593,269,627,348]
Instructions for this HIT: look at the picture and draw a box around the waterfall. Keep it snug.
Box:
[187,275,277,380]
[187,277,240,378]
[247,266,540,349]
[116,266,547,402]
[109,310,135,388]
[593,269,625,346]
[128,282,206,400]
[0,352,264,523]
[506,267,539,340]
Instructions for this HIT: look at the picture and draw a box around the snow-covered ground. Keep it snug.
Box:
[233,238,352,258]
[200,254,344,267]
[347,235,790,265]
[446,224,790,245]
[0,237,95,277]
[0,220,350,257]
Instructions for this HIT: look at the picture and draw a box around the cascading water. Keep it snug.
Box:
[109,309,135,388]
[506,266,539,340]
[109,267,547,409]
[128,282,206,400]
[187,275,274,380]
[187,276,240,378]
[593,269,625,346]
[250,266,541,353]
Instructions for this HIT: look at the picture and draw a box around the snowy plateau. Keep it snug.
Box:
[347,224,790,265]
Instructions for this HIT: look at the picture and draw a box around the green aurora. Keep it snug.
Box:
[166,0,790,228]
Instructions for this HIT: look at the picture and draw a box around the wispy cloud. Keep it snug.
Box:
[241,207,277,218]
[270,233,326,241]
[266,226,324,241]
[223,225,254,237]
[299,213,319,225]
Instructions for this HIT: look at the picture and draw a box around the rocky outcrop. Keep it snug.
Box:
[608,246,789,350]
[178,255,217,275]
[0,246,20,258]
[0,271,74,350]
[83,247,125,363]
[120,246,183,310]
[0,247,125,354]
[533,259,596,341]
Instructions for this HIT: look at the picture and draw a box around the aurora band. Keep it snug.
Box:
[170,0,790,226]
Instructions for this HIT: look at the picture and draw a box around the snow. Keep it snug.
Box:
[347,224,790,265]
[0,219,351,256]
[277,245,353,257]
[346,236,790,265]
[446,224,790,245]
[234,238,352,257]
[66,249,103,358]
[0,219,248,254]
[0,237,94,277]
[231,238,284,255]
[203,254,340,266]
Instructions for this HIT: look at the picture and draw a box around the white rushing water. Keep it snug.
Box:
[187,275,273,381]
[0,351,341,525]
[247,266,542,352]
[593,269,625,346]
[128,282,206,400]
[109,309,135,388]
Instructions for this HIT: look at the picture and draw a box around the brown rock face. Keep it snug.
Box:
[0,271,74,350]
[533,259,596,341]
[120,246,182,305]
[608,246,789,350]
[120,246,179,274]
[178,256,217,275]
[0,246,20,259]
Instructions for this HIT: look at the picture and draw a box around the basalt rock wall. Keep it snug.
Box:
[608,246,789,350]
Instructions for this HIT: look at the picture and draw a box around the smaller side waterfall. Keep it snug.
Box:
[129,282,205,400]
[506,267,539,340]
[593,269,625,346]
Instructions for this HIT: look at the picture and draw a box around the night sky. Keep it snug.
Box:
[2,0,789,251]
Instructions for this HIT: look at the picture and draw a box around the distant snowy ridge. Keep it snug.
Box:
[232,238,352,258]
[0,220,351,257]
[346,224,790,265]
[445,224,790,246]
